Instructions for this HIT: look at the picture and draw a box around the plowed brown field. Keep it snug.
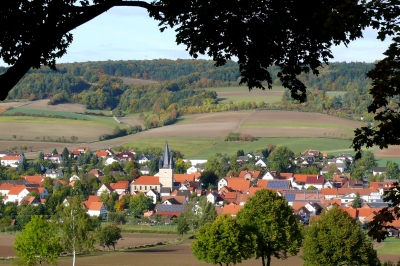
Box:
[0,234,398,266]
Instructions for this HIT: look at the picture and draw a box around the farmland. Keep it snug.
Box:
[0,233,399,266]
[0,101,399,161]
[206,86,284,104]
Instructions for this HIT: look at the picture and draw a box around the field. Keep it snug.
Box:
[0,101,399,161]
[325,91,347,97]
[0,233,399,266]
[206,86,284,104]
[119,77,158,85]
[17,99,86,113]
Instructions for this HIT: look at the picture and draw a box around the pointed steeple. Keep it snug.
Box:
[160,140,173,169]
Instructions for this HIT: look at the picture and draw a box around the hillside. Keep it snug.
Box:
[0,60,377,128]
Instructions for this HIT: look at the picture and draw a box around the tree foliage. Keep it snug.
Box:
[13,216,62,266]
[94,224,122,251]
[128,193,154,217]
[191,214,257,266]
[267,146,295,174]
[236,189,302,266]
[302,206,380,266]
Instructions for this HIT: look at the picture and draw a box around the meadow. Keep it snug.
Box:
[206,86,284,104]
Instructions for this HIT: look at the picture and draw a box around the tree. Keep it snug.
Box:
[94,225,122,251]
[324,164,340,180]
[199,171,219,189]
[148,157,160,176]
[302,206,380,266]
[386,161,400,179]
[197,196,218,227]
[175,213,190,237]
[51,149,58,154]
[267,146,295,174]
[236,189,303,266]
[352,192,362,208]
[191,214,257,266]
[128,193,154,217]
[13,216,62,266]
[56,196,97,265]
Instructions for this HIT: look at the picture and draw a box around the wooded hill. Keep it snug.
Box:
[0,60,378,127]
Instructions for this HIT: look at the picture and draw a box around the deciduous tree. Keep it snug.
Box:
[236,189,302,266]
[191,214,257,266]
[94,224,122,251]
[128,193,154,217]
[13,216,62,266]
[302,206,380,266]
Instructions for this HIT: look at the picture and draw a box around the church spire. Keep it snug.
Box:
[159,140,173,169]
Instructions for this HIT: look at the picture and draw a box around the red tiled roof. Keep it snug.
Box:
[369,182,396,189]
[292,201,308,211]
[227,178,251,192]
[1,155,21,161]
[257,180,268,188]
[279,173,294,179]
[96,151,109,157]
[332,174,351,182]
[174,174,195,183]
[8,186,26,195]
[294,174,317,183]
[239,170,261,179]
[0,184,14,190]
[110,181,129,189]
[87,195,100,203]
[222,205,243,215]
[161,196,186,204]
[132,176,160,185]
[306,175,325,185]
[88,202,104,211]
[22,176,45,185]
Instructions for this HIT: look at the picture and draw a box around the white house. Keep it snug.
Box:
[373,167,386,176]
[146,189,159,204]
[1,155,23,167]
[206,191,218,204]
[97,183,114,196]
[0,184,13,196]
[218,178,228,191]
[104,157,119,166]
[255,159,267,168]
[186,166,199,174]
[261,171,275,180]
[6,186,29,204]
[87,202,107,218]
[69,175,80,183]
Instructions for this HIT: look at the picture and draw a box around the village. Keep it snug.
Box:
[0,142,398,235]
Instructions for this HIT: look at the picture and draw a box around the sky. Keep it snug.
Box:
[0,6,393,67]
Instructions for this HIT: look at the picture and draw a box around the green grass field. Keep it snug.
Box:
[218,95,282,104]
[5,107,88,119]
[240,122,355,130]
[188,137,355,159]
[376,157,400,167]
[205,85,285,92]
[376,237,400,254]
[122,137,221,157]
[0,114,121,129]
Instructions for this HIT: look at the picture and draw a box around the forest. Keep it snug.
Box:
[0,59,380,127]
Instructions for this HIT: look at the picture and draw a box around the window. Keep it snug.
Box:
[150,186,152,189]
[155,186,157,191]
[145,186,147,190]
[134,186,137,190]
[140,186,142,190]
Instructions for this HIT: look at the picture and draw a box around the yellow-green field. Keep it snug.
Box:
[206,86,284,104]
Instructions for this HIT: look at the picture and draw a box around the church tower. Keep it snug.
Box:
[158,141,174,191]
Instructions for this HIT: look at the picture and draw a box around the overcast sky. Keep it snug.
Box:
[0,6,393,67]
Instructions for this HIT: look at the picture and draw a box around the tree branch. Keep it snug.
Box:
[0,1,162,101]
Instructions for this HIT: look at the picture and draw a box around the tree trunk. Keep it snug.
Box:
[266,255,271,266]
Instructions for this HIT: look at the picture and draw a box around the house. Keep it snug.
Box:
[155,204,185,217]
[45,168,63,179]
[97,183,114,196]
[69,175,80,183]
[87,202,107,218]
[261,171,276,180]
[117,152,135,162]
[48,154,62,163]
[304,149,320,157]
[0,183,14,196]
[110,181,130,195]
[87,169,104,178]
[6,186,30,204]
[20,196,39,205]
[305,176,325,189]
[1,154,23,167]
[162,195,187,205]
[255,158,267,168]
[206,191,218,204]
[146,189,159,204]
[305,203,322,216]
[74,146,89,154]
[95,151,109,158]
[236,156,249,162]
[218,178,228,191]
[140,166,150,175]
[186,165,199,174]
[22,176,45,186]
[260,180,291,190]
[373,167,387,176]
[239,170,261,180]
[131,176,161,193]
[105,157,119,166]
[138,155,155,164]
